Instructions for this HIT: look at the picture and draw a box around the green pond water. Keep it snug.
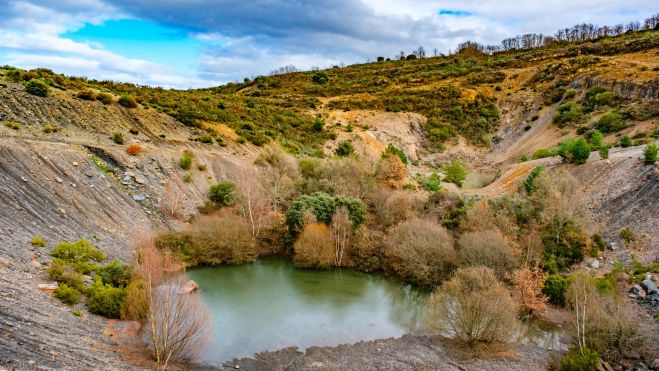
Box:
[186,257,429,364]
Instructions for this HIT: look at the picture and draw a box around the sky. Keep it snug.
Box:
[0,1,655,88]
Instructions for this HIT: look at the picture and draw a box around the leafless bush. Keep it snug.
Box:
[384,218,456,286]
[230,167,272,238]
[425,266,518,347]
[319,157,375,198]
[461,198,497,232]
[458,229,519,277]
[369,188,418,229]
[188,210,258,264]
[293,222,335,268]
[160,175,185,219]
[255,143,299,213]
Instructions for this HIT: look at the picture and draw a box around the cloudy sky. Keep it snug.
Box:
[0,1,654,88]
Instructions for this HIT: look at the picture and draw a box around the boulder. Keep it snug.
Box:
[178,280,199,295]
[630,284,646,298]
[132,194,146,202]
[640,279,658,295]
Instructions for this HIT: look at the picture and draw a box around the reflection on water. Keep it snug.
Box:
[187,257,428,364]
[462,171,496,190]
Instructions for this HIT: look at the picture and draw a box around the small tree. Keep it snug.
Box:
[25,79,49,97]
[425,266,518,347]
[334,140,355,157]
[443,158,468,187]
[643,142,657,164]
[619,135,632,148]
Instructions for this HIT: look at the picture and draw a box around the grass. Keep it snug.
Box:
[90,156,114,174]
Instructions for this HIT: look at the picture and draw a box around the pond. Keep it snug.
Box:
[187,257,429,364]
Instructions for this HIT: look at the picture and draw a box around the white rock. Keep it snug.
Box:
[71,161,79,166]
[178,280,199,295]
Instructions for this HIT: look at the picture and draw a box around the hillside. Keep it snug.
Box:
[0,29,658,370]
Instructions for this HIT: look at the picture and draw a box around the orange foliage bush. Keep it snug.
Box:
[293,223,335,268]
[508,266,548,318]
[126,143,142,156]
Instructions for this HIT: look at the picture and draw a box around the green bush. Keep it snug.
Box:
[443,158,468,187]
[285,192,367,234]
[47,260,84,291]
[523,166,543,195]
[96,260,131,288]
[86,278,126,318]
[77,90,96,101]
[30,235,46,247]
[312,117,325,131]
[542,274,569,306]
[619,135,632,148]
[643,143,657,164]
[381,144,408,165]
[112,132,124,144]
[532,148,555,159]
[558,138,590,164]
[25,79,49,97]
[562,89,577,100]
[598,145,609,159]
[560,346,599,371]
[619,228,634,242]
[334,141,356,157]
[51,239,105,265]
[416,172,442,192]
[312,71,328,85]
[589,130,603,149]
[542,222,586,273]
[179,152,193,169]
[553,103,583,127]
[118,95,138,108]
[209,181,236,207]
[55,284,81,306]
[97,93,113,105]
[595,111,625,133]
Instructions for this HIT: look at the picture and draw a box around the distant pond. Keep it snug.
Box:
[186,257,428,364]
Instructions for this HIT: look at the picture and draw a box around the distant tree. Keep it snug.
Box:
[376,56,385,62]
[209,180,236,207]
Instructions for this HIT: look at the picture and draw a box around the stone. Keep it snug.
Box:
[82,275,93,285]
[70,183,76,188]
[30,260,42,269]
[132,194,146,202]
[21,176,28,182]
[587,258,600,269]
[640,279,658,295]
[37,283,58,293]
[85,173,93,178]
[55,177,63,183]
[178,280,199,295]
[124,171,135,178]
[134,175,146,184]
[71,161,79,166]
[234,365,240,369]
[630,284,646,298]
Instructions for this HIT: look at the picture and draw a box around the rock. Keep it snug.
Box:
[178,280,199,295]
[134,175,146,184]
[30,259,42,269]
[132,194,146,202]
[85,173,93,178]
[21,176,28,182]
[37,283,58,293]
[234,365,240,369]
[650,359,659,369]
[82,275,93,285]
[630,284,646,298]
[587,258,600,269]
[124,171,135,178]
[640,279,658,295]
[608,242,619,250]
[55,177,63,183]
[71,161,79,166]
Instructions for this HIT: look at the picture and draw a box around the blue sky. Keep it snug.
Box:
[0,1,655,88]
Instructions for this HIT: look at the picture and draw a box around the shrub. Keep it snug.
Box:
[532,148,555,159]
[182,174,192,183]
[381,144,408,165]
[619,135,632,147]
[443,158,468,187]
[416,172,442,192]
[595,111,625,133]
[384,218,456,287]
[542,222,586,273]
[293,223,335,268]
[55,284,81,306]
[285,192,367,234]
[25,79,49,97]
[72,309,83,317]
[560,346,599,371]
[120,278,148,320]
[126,144,142,156]
[370,189,417,229]
[643,142,657,164]
[589,130,603,149]
[425,266,518,347]
[509,267,548,318]
[51,239,105,264]
[457,229,518,277]
[87,278,126,318]
[598,145,609,159]
[112,132,125,144]
[4,121,20,130]
[553,103,583,127]
[77,90,96,101]
[376,156,407,188]
[312,117,324,131]
[334,140,355,157]
[97,93,113,105]
[30,235,46,247]
[179,152,193,169]
[619,228,634,242]
[523,166,543,195]
[118,95,138,108]
[208,181,235,207]
[563,89,577,100]
[542,274,569,306]
[47,260,84,290]
[129,127,139,135]
[42,124,59,133]
[187,211,257,265]
[312,71,328,85]
[558,138,590,164]
[97,260,131,288]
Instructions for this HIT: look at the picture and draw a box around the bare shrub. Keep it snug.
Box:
[160,175,185,219]
[129,235,210,366]
[508,266,548,318]
[349,228,384,272]
[384,218,456,286]
[458,229,518,277]
[319,157,375,198]
[369,188,418,229]
[188,210,257,264]
[532,171,583,235]
[461,198,497,232]
[293,223,335,268]
[425,266,518,347]
[255,143,300,213]
[376,155,407,189]
[230,167,272,238]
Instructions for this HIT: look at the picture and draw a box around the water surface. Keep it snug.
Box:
[187,257,428,364]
